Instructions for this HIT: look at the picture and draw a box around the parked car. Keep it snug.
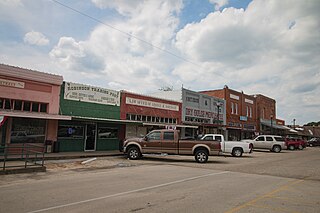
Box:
[307,138,320,147]
[123,129,221,163]
[285,137,307,150]
[242,135,286,153]
[199,134,253,157]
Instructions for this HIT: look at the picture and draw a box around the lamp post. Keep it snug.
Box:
[215,102,222,134]
[293,119,296,129]
[270,115,273,135]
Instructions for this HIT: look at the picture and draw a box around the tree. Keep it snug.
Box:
[159,86,173,91]
[304,121,320,126]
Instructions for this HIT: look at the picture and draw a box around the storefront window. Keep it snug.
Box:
[98,127,118,139]
[58,125,84,139]
[11,118,46,143]
[32,103,39,112]
[14,100,22,110]
[24,101,31,111]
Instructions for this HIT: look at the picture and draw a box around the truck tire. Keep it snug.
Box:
[194,149,208,163]
[272,145,281,153]
[232,148,243,157]
[298,144,304,150]
[288,145,295,150]
[127,146,141,160]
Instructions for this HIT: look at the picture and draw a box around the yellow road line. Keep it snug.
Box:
[225,179,304,213]
[265,195,317,206]
[249,203,300,213]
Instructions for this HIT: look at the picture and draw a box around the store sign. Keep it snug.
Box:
[0,78,25,88]
[64,82,120,106]
[245,98,254,104]
[240,116,248,121]
[228,122,242,128]
[186,107,217,119]
[230,94,239,100]
[126,97,179,111]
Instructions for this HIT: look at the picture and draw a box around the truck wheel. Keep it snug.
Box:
[298,144,304,150]
[127,146,141,160]
[232,148,243,157]
[272,145,281,153]
[195,149,208,163]
[288,145,295,151]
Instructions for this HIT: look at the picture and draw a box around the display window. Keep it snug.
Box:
[11,118,46,143]
[58,125,84,139]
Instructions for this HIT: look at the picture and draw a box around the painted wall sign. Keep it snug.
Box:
[0,78,25,88]
[126,97,179,111]
[185,107,223,121]
[245,98,254,104]
[64,82,120,106]
[230,94,240,100]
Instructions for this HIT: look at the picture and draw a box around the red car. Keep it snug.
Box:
[285,137,307,150]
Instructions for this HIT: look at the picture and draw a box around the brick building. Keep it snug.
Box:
[120,91,183,138]
[201,86,256,140]
[254,94,287,135]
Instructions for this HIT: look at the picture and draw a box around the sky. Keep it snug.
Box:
[0,0,319,125]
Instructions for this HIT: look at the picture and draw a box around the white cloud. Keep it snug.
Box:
[23,31,49,46]
[49,37,105,72]
[1,0,319,124]
[0,0,22,7]
[209,0,229,10]
[174,0,320,124]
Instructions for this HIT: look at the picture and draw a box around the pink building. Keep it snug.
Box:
[0,64,70,148]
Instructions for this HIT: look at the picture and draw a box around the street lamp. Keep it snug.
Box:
[216,102,222,125]
[270,115,273,135]
[293,119,296,129]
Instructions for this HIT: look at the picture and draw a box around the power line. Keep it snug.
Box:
[51,0,201,67]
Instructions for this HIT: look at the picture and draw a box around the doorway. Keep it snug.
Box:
[85,124,96,151]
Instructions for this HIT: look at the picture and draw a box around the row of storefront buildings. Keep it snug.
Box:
[0,64,312,152]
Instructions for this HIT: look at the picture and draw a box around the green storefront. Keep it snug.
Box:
[57,82,125,152]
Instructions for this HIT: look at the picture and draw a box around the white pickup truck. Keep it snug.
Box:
[200,134,253,157]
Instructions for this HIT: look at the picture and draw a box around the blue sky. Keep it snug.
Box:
[0,0,319,125]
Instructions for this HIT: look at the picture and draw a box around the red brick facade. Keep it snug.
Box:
[201,86,257,140]
[120,91,182,125]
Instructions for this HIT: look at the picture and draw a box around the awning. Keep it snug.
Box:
[71,116,143,124]
[260,120,290,130]
[0,110,71,120]
[143,123,198,129]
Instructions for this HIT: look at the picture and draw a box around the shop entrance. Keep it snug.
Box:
[85,124,96,151]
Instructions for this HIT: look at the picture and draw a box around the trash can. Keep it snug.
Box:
[53,141,60,153]
[45,140,53,153]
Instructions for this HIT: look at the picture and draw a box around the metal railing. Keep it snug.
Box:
[0,143,45,171]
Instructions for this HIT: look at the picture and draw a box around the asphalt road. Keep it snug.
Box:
[0,147,319,213]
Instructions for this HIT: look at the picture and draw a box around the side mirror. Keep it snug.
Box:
[144,136,149,141]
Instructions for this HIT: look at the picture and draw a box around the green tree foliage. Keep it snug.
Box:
[304,121,320,126]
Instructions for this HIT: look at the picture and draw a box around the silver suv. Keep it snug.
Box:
[242,135,286,153]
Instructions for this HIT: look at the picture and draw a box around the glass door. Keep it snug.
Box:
[85,124,96,151]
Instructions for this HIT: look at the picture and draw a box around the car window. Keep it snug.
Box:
[256,136,265,141]
[215,136,222,142]
[203,136,214,141]
[163,132,174,140]
[266,137,273,141]
[147,131,161,140]
[275,137,284,141]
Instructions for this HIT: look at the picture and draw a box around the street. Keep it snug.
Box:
[0,147,319,213]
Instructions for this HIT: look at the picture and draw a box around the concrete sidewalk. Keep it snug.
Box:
[1,150,123,174]
[44,150,123,160]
